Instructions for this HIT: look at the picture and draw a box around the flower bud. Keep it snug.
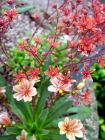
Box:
[0,112,11,126]
[76,81,85,90]
[7,0,14,5]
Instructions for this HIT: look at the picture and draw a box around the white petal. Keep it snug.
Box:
[74,130,83,138]
[66,133,76,140]
[60,130,66,135]
[58,121,64,128]
[13,93,23,101]
[48,85,57,92]
[65,117,70,123]
[21,129,27,137]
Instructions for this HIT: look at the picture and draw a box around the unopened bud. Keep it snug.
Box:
[76,81,85,90]
[7,0,14,5]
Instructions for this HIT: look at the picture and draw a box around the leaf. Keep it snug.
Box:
[11,100,33,124]
[0,135,16,140]
[6,126,21,135]
[41,129,67,140]
[2,5,35,13]
[36,108,49,128]
[17,5,35,13]
[35,78,50,119]
[45,95,72,125]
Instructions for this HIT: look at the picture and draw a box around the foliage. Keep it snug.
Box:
[92,64,105,140]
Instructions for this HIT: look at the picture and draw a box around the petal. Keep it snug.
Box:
[60,130,66,135]
[13,93,23,101]
[58,121,64,129]
[75,122,83,130]
[29,88,37,96]
[65,117,70,123]
[21,129,27,137]
[13,85,21,92]
[22,79,29,89]
[23,96,32,102]
[74,130,83,138]
[48,85,57,92]
[66,133,76,140]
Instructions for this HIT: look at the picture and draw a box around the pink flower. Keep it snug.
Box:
[48,77,71,93]
[0,86,6,95]
[58,117,83,140]
[16,130,36,140]
[0,112,11,126]
[48,72,76,93]
[16,130,27,140]
[13,79,37,102]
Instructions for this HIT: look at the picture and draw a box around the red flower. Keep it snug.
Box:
[27,68,40,80]
[7,0,14,5]
[18,40,27,50]
[98,55,105,67]
[33,36,42,44]
[45,65,59,77]
[13,70,27,82]
[4,8,18,21]
[82,90,92,105]
[60,71,76,85]
[48,39,59,48]
[29,46,38,56]
[81,64,95,79]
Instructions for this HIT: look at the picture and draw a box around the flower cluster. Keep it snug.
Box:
[0,7,17,37]
[45,66,76,95]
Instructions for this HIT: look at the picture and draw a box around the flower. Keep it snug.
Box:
[58,117,83,140]
[81,64,95,79]
[16,130,36,140]
[0,86,6,95]
[27,68,40,80]
[76,80,85,90]
[48,39,59,48]
[45,65,59,78]
[30,135,36,140]
[13,79,37,102]
[4,8,18,21]
[98,55,105,67]
[48,76,69,93]
[48,75,75,93]
[16,129,27,140]
[13,70,27,83]
[0,112,11,126]
[82,90,92,105]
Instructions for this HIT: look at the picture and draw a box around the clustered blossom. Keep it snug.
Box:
[71,90,92,106]
[0,8,18,37]
[58,117,83,140]
[13,79,37,102]
[45,66,76,94]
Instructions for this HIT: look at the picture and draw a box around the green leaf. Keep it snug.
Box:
[2,5,35,13]
[0,135,16,140]
[11,100,33,124]
[45,95,72,125]
[36,108,49,128]
[17,5,35,13]
[35,78,50,119]
[6,126,21,135]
